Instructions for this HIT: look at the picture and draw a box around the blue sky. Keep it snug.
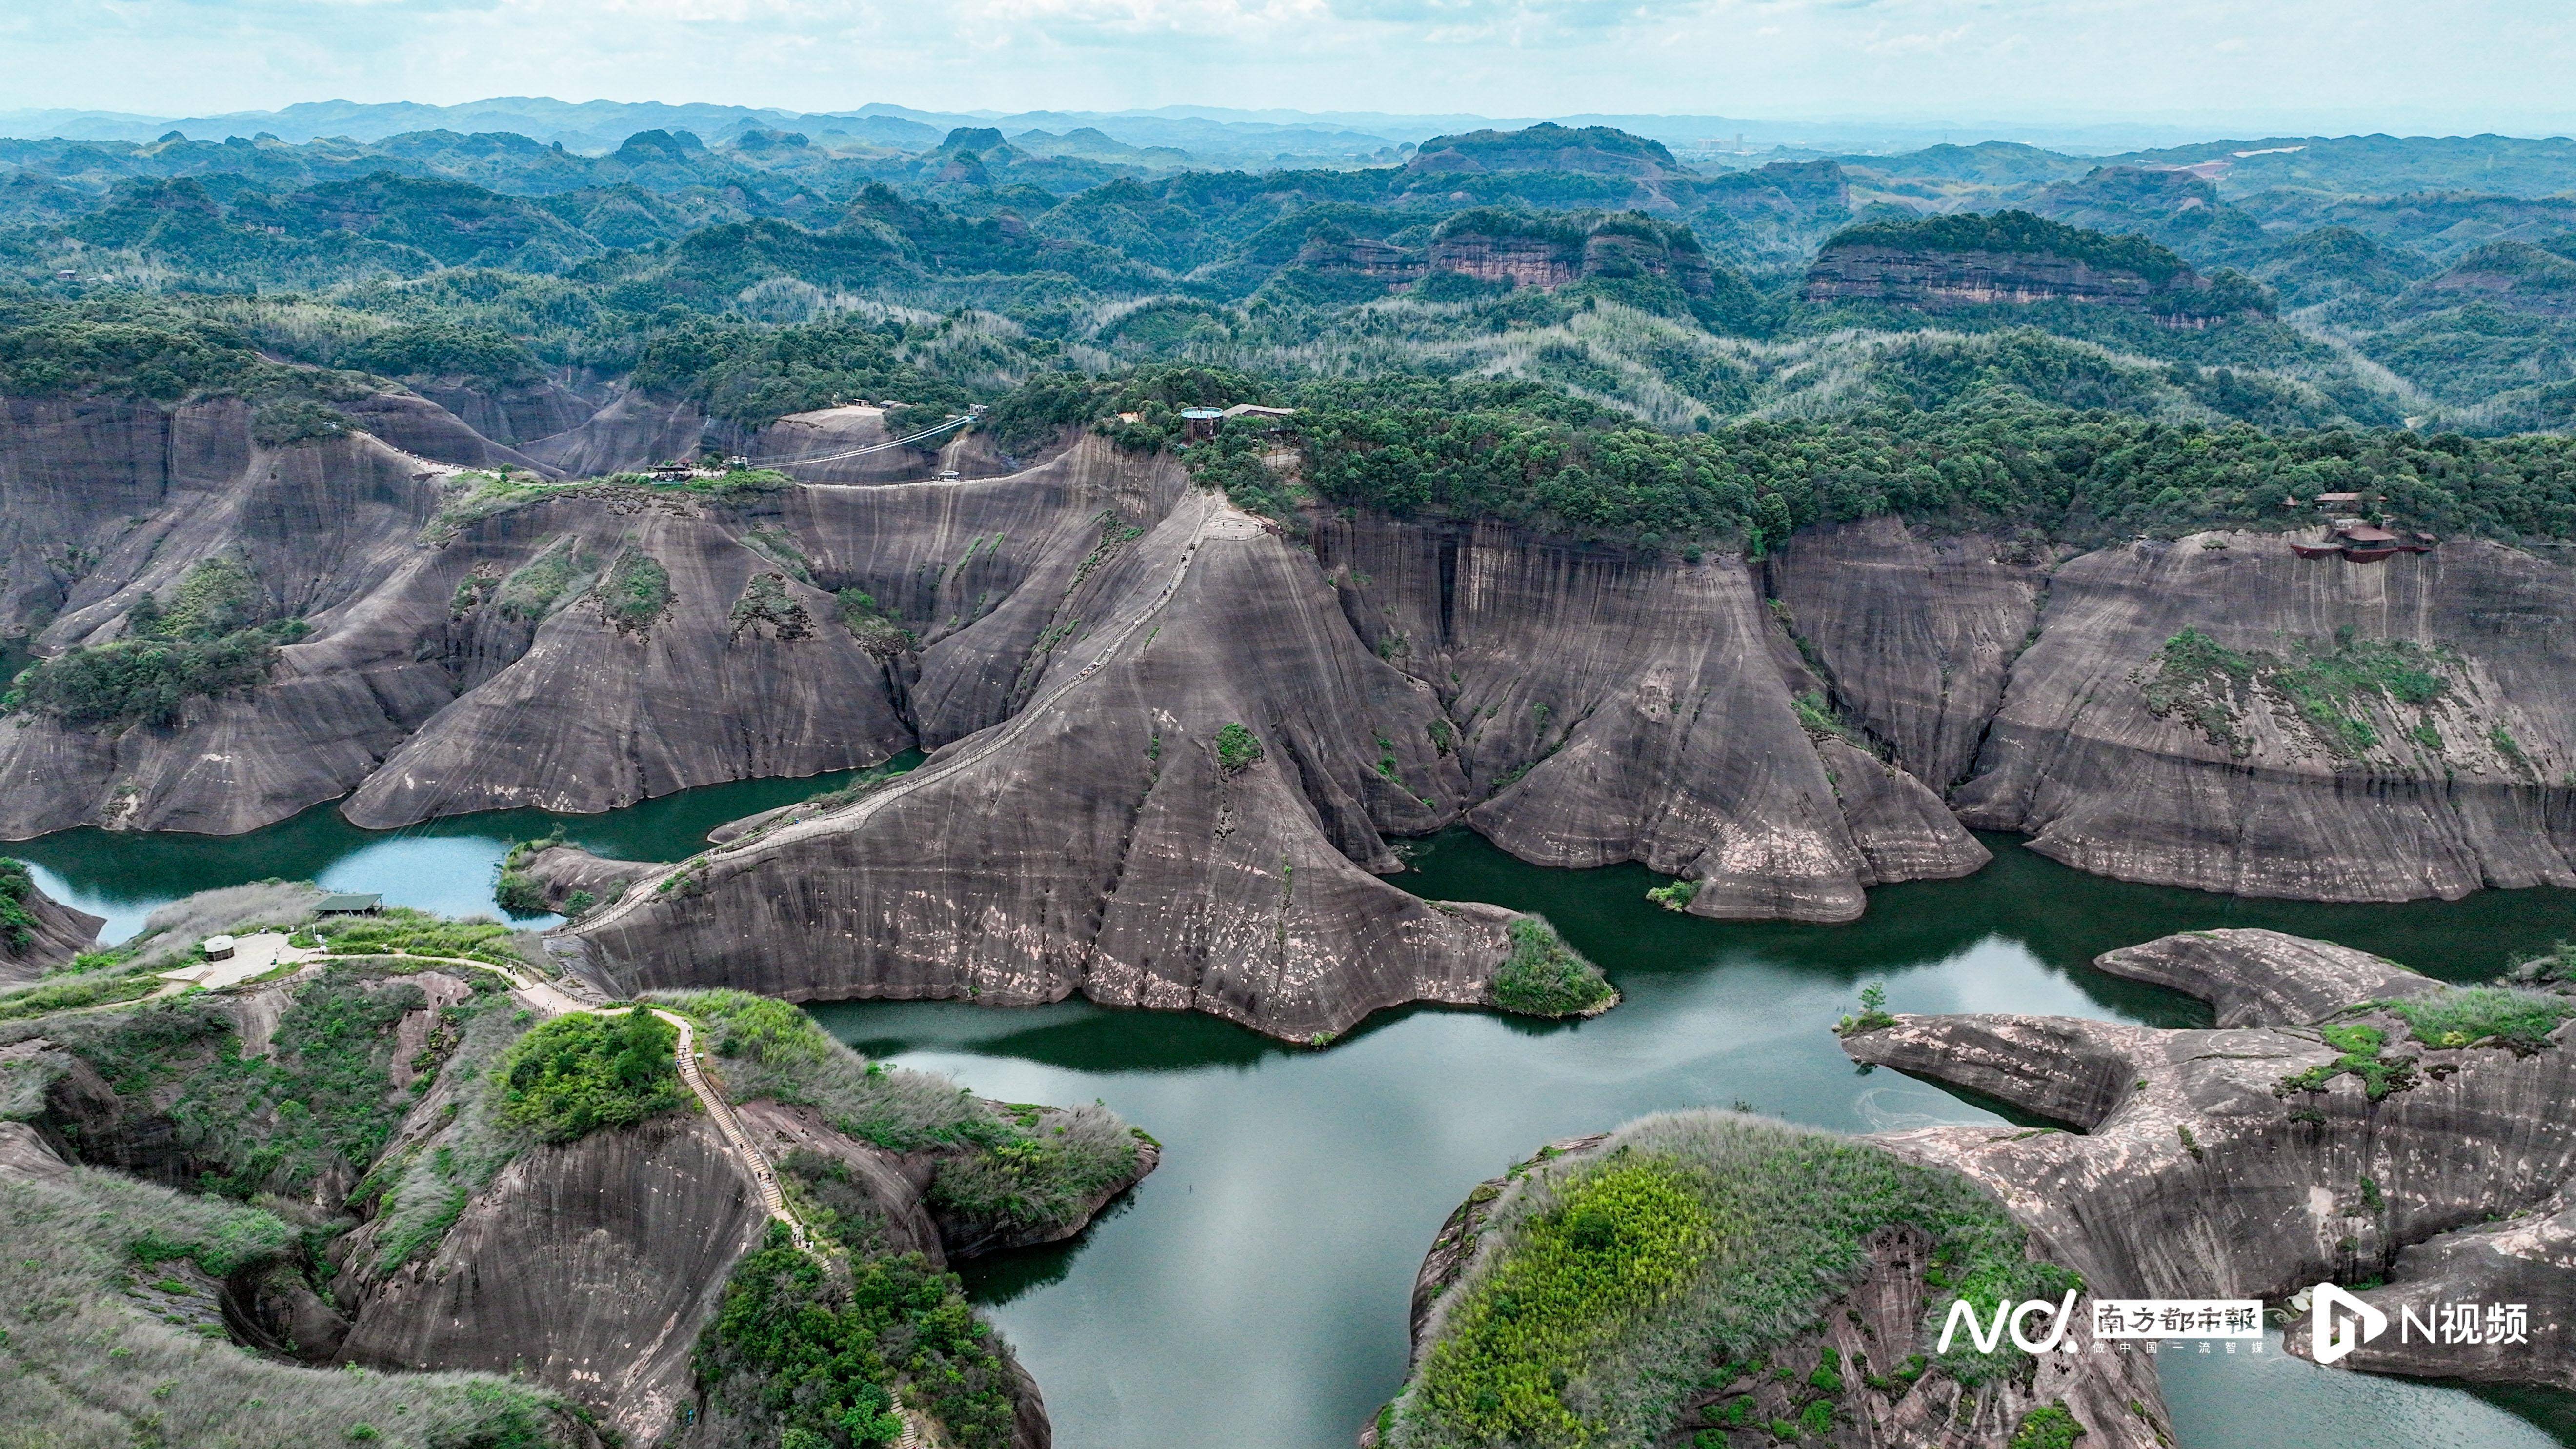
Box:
[9,0,2570,133]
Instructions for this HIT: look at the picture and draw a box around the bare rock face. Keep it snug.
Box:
[410,376,603,450]
[1803,242,2234,325]
[337,392,559,474]
[339,1113,768,1444]
[0,417,463,835]
[1316,516,1986,922]
[0,412,1104,837]
[2092,927,2440,1029]
[518,386,706,476]
[2285,1181,2576,1386]
[1842,927,2576,1388]
[0,1117,72,1182]
[1767,517,2044,791]
[0,865,102,982]
[565,493,1533,1042]
[1952,533,2576,901]
[517,844,657,912]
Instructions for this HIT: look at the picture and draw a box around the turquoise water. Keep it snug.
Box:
[812,830,2576,1449]
[8,753,920,943]
[10,779,2573,1448]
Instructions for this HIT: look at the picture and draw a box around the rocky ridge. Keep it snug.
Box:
[0,861,102,982]
[6,387,2574,1039]
[1379,1116,2170,1449]
[1840,926,2576,1390]
[0,922,1150,1446]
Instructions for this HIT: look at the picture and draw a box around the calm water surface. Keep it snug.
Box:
[13,776,2576,1449]
[815,832,2576,1449]
[9,753,920,942]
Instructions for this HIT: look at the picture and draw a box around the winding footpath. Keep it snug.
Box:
[576,491,1252,937]
[293,947,813,1248]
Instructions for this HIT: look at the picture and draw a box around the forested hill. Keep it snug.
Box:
[2,120,2574,450]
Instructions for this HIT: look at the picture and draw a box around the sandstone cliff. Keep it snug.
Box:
[1841,927,2576,1390]
[0,861,101,982]
[562,492,1546,1041]
[1292,213,1722,298]
[1947,533,2576,901]
[1801,211,2260,325]
[4,925,1150,1447]
[1319,516,1987,921]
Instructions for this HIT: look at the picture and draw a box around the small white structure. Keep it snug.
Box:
[160,931,321,992]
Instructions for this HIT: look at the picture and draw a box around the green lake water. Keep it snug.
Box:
[819,832,2576,1449]
[8,753,921,943]
[11,777,2576,1449]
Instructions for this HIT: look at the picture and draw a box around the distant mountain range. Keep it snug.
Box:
[0,97,2433,166]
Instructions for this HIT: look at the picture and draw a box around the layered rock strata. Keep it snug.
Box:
[1803,243,2237,323]
[0,867,102,982]
[563,493,1538,1041]
[1841,927,2576,1389]
[1318,515,1988,921]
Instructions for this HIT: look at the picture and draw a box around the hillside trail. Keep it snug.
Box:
[265,947,812,1248]
[576,488,1257,937]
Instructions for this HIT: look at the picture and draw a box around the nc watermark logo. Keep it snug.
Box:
[1935,1290,2080,1354]
[2292,1283,2387,1365]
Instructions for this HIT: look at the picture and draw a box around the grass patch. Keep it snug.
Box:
[2138,626,2455,760]
[2009,1402,2085,1449]
[2,1158,569,1447]
[728,571,813,642]
[493,1006,686,1144]
[493,535,590,623]
[599,549,672,635]
[2136,628,2258,754]
[1412,1151,1717,1445]
[0,857,42,953]
[0,969,162,1022]
[356,1004,537,1273]
[1391,1113,2072,1449]
[315,906,533,966]
[2277,1022,2415,1100]
[836,590,918,658]
[1791,691,1853,743]
[658,989,1143,1244]
[925,1106,1146,1243]
[2383,986,2576,1051]
[161,965,449,1197]
[1491,916,1615,1018]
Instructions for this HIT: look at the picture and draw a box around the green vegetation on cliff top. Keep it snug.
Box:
[661,989,1146,1245]
[1387,1111,2077,1449]
[495,1006,688,1144]
[0,856,38,952]
[1819,209,2193,285]
[2,557,310,729]
[2,1154,573,1449]
[695,1222,1022,1449]
[1035,364,2576,550]
[1491,916,1615,1018]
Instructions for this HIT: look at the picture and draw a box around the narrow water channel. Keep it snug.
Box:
[8,754,920,942]
[11,775,2575,1449]
[819,833,2576,1449]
